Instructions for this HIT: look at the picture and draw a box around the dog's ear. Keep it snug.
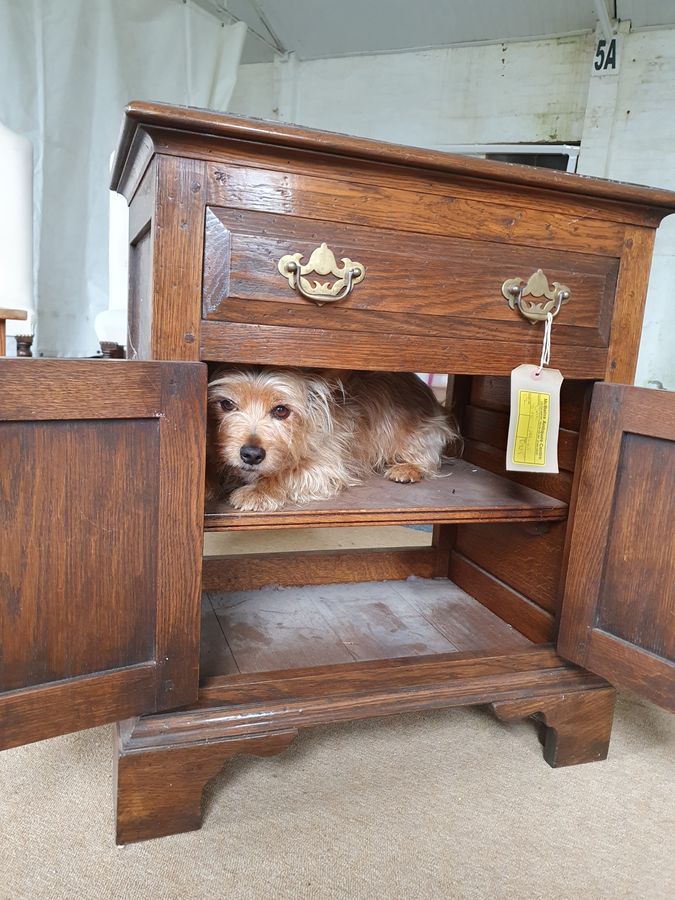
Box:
[303,373,337,432]
[314,368,347,402]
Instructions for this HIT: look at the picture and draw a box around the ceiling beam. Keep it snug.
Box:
[248,0,287,55]
[190,0,286,56]
[593,0,617,41]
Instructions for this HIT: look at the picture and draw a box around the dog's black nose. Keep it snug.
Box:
[240,444,266,465]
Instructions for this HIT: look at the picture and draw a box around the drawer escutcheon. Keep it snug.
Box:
[502,269,571,324]
[278,242,365,306]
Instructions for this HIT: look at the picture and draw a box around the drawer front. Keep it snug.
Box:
[204,206,617,348]
[201,164,623,376]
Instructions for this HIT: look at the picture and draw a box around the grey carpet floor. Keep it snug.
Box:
[2,693,674,900]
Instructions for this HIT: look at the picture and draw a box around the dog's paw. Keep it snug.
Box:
[386,463,424,483]
[229,484,285,512]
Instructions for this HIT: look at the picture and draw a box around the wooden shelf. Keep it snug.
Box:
[204,459,567,531]
[200,576,531,680]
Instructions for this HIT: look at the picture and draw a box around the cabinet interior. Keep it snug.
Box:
[198,370,591,686]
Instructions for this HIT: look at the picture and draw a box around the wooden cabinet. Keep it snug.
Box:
[2,102,673,844]
[0,360,206,750]
[559,383,675,707]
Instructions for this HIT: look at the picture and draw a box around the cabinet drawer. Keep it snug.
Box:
[203,206,617,351]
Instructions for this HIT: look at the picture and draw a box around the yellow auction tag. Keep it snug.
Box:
[513,390,550,466]
[506,364,563,473]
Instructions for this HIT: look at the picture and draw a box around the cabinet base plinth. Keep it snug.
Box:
[113,647,613,843]
[491,685,616,767]
[114,728,297,845]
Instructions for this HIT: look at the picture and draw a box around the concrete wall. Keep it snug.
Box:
[231,35,594,144]
[230,27,675,388]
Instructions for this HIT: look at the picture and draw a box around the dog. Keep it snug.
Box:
[206,367,460,511]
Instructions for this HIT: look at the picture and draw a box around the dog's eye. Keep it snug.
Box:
[271,405,291,420]
[219,398,236,412]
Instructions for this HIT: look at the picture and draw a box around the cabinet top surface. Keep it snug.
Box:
[112,100,675,213]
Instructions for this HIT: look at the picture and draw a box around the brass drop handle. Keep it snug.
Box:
[278,242,366,306]
[284,259,363,303]
[502,269,571,324]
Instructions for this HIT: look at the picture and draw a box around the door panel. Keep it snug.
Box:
[2,419,158,691]
[0,360,206,749]
[596,433,674,658]
[558,384,675,710]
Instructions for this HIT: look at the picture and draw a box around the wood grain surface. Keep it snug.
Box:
[0,360,206,750]
[492,686,615,767]
[449,552,556,643]
[0,358,162,418]
[605,226,656,383]
[453,374,586,628]
[115,726,297,844]
[112,102,675,218]
[202,577,530,676]
[454,521,566,615]
[145,155,207,360]
[123,646,609,752]
[203,206,616,350]
[114,642,613,842]
[201,547,438,592]
[204,459,568,531]
[203,164,631,256]
[558,383,675,711]
[200,319,610,378]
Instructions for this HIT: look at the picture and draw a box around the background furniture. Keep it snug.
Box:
[0,307,27,355]
[1,103,673,845]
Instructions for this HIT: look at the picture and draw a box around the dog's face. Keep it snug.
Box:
[208,368,334,479]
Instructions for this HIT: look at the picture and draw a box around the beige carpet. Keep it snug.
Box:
[2,696,674,899]
[2,528,674,899]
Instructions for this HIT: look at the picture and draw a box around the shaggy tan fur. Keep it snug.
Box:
[206,367,460,511]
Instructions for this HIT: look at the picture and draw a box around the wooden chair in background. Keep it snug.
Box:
[0,307,28,355]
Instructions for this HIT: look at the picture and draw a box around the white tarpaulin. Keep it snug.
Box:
[0,0,245,356]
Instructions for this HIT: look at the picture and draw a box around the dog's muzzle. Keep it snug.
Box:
[240,444,266,466]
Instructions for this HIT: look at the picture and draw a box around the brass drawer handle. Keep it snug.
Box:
[502,269,571,323]
[278,242,365,305]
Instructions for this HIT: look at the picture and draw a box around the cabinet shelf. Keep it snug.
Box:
[204,459,567,531]
[200,576,532,681]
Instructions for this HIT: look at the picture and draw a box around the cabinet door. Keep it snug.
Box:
[558,383,674,710]
[0,360,206,749]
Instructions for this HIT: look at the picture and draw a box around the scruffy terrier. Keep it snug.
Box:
[206,367,460,511]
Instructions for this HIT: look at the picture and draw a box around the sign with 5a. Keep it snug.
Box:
[593,36,621,74]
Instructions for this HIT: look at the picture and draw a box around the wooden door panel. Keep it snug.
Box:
[596,433,674,658]
[558,384,675,710]
[1,419,158,691]
[0,360,206,750]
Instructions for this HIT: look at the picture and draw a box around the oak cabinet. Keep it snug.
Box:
[1,103,673,844]
[0,360,206,750]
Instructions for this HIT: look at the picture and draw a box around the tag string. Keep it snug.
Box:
[536,311,553,375]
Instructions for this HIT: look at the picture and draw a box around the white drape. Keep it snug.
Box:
[0,0,245,357]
